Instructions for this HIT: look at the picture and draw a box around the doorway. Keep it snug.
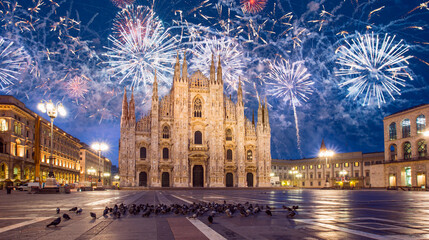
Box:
[193,165,204,187]
[139,172,147,187]
[247,173,253,187]
[161,172,169,187]
[226,173,233,187]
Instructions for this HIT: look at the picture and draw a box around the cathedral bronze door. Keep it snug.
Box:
[162,172,169,187]
[247,173,254,187]
[226,173,233,187]
[193,165,204,187]
[139,172,147,187]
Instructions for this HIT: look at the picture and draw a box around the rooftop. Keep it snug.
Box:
[384,104,429,120]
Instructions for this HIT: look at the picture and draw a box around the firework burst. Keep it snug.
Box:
[66,75,89,101]
[335,32,413,107]
[190,36,246,92]
[266,59,314,157]
[104,6,178,89]
[0,38,29,89]
[240,0,267,14]
[111,0,135,9]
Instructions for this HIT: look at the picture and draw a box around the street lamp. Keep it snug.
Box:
[289,170,298,187]
[37,100,66,188]
[424,131,429,137]
[91,142,108,186]
[319,147,335,188]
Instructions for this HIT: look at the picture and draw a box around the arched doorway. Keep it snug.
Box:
[226,173,233,187]
[247,173,253,187]
[139,172,147,187]
[193,165,204,187]
[161,172,169,187]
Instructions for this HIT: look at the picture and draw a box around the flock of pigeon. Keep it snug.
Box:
[46,201,299,228]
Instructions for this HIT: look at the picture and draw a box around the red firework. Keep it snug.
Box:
[240,0,267,14]
[111,0,135,9]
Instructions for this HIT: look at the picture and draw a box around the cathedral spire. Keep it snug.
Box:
[217,55,222,84]
[237,77,243,106]
[121,87,128,127]
[264,96,269,127]
[174,51,180,82]
[182,50,188,82]
[210,53,215,84]
[257,96,262,126]
[128,87,135,125]
[252,110,255,125]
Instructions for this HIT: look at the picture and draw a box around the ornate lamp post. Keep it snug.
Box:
[91,142,108,187]
[319,140,334,188]
[37,100,66,188]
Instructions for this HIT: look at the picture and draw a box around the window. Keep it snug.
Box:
[162,126,170,139]
[309,165,313,169]
[0,119,7,131]
[335,172,339,177]
[390,144,397,161]
[227,149,233,161]
[402,119,411,138]
[318,181,321,186]
[365,171,370,177]
[194,131,202,144]
[273,166,276,170]
[335,163,339,168]
[162,148,169,159]
[226,129,232,141]
[418,140,427,158]
[193,98,202,117]
[326,164,330,168]
[302,182,305,186]
[140,147,147,159]
[247,150,252,160]
[14,122,21,135]
[403,142,411,159]
[344,163,349,167]
[310,173,313,179]
[326,174,330,179]
[364,161,370,166]
[354,162,359,167]
[389,122,397,140]
[317,165,321,169]
[302,166,305,170]
[417,115,426,134]
[310,182,313,186]
[318,173,321,178]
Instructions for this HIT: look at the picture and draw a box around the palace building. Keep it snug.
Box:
[118,54,272,187]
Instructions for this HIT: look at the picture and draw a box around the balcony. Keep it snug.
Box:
[189,144,208,152]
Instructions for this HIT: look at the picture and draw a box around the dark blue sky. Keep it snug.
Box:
[2,0,428,166]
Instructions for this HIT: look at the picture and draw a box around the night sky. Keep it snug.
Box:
[1,0,428,167]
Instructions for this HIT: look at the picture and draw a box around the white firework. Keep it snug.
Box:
[266,59,314,157]
[104,6,178,89]
[189,36,246,92]
[0,38,29,89]
[335,32,413,107]
[66,75,89,100]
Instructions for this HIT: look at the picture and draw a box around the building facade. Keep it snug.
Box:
[0,96,81,186]
[272,150,384,188]
[119,54,272,187]
[371,104,428,188]
[79,144,112,186]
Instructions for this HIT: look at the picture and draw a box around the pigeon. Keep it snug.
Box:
[62,213,71,220]
[76,208,82,214]
[46,217,61,227]
[103,208,108,216]
[208,215,213,224]
[56,208,60,214]
[90,212,96,219]
[69,207,77,212]
[292,205,299,210]
[265,210,272,216]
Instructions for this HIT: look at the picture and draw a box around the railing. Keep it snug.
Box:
[383,156,429,164]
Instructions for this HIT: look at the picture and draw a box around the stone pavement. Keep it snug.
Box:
[0,189,429,239]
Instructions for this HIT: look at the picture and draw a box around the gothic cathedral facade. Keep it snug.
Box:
[119,53,271,187]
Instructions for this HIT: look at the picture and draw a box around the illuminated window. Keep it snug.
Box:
[335,163,339,168]
[389,122,396,140]
[403,142,412,159]
[354,162,359,167]
[317,164,321,169]
[227,149,233,161]
[226,129,232,141]
[193,98,202,117]
[162,126,170,139]
[309,165,313,169]
[302,166,305,170]
[418,140,427,158]
[417,115,426,134]
[14,122,21,135]
[0,119,7,132]
[344,163,349,167]
[246,150,252,161]
[402,119,411,138]
[327,164,330,168]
